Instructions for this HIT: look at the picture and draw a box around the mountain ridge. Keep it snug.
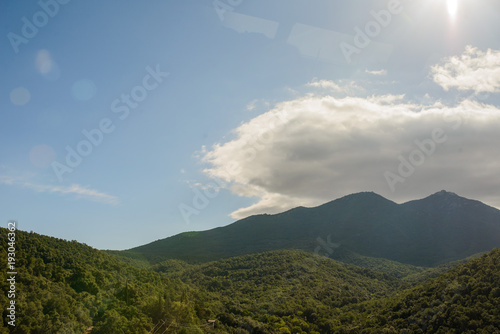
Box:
[126,191,500,267]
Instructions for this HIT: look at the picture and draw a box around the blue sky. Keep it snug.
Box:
[1,0,500,250]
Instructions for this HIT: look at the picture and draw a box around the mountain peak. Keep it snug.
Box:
[432,190,458,197]
[403,190,493,217]
[414,190,464,204]
[338,191,389,202]
[316,191,396,210]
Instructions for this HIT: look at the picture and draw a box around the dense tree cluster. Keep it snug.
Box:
[155,250,402,333]
[339,249,500,333]
[0,228,208,333]
[1,228,499,333]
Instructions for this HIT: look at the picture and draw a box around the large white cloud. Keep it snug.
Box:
[431,46,500,94]
[201,93,500,219]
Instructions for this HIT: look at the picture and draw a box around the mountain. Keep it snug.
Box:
[401,191,500,265]
[127,191,500,267]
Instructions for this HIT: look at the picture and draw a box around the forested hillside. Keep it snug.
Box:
[154,250,402,333]
[0,228,207,333]
[337,249,500,333]
[1,228,499,333]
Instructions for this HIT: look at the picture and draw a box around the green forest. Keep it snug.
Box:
[1,227,500,333]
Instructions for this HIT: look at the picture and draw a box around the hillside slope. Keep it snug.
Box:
[2,228,499,333]
[0,228,207,333]
[154,249,402,333]
[128,191,500,267]
[150,248,500,333]
[338,248,500,333]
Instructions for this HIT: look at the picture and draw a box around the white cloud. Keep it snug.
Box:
[365,69,387,76]
[246,99,258,111]
[201,94,500,219]
[431,46,500,94]
[306,78,363,95]
[307,79,343,91]
[0,176,119,205]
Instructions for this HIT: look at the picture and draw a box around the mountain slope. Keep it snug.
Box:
[154,249,402,333]
[401,191,500,265]
[0,228,207,333]
[338,248,500,333]
[127,191,500,267]
[150,248,500,333]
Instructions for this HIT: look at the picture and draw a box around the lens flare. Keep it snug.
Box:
[36,50,53,74]
[10,87,31,106]
[29,144,57,168]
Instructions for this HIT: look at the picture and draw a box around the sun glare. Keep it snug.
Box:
[447,0,458,19]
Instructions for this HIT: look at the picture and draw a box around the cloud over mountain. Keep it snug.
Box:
[201,91,500,219]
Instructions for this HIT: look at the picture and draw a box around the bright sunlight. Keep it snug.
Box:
[447,0,459,19]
